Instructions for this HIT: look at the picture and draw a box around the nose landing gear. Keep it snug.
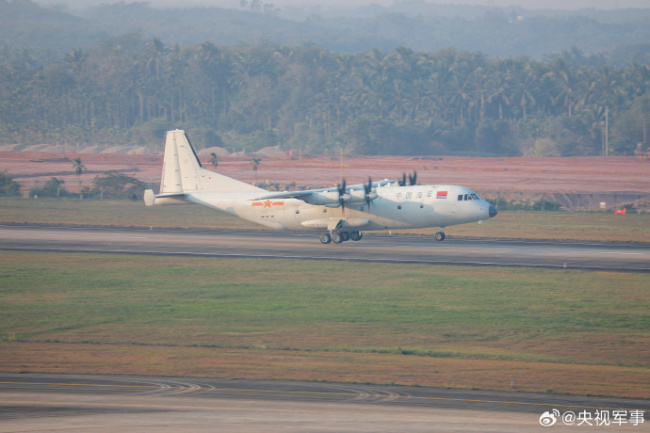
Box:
[435,228,446,241]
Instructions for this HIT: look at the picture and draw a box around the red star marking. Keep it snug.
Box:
[251,200,284,208]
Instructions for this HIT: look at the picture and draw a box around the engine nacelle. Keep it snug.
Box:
[348,190,378,204]
[303,191,342,207]
[347,190,366,203]
[302,189,378,208]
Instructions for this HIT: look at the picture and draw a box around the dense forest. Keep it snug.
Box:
[0,0,649,156]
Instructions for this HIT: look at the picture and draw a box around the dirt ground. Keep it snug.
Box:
[3,151,650,209]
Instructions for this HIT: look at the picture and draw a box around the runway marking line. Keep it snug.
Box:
[0,381,636,412]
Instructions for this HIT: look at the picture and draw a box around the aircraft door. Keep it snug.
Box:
[450,190,460,214]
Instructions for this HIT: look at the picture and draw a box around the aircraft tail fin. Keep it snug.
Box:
[145,129,264,206]
[159,129,185,195]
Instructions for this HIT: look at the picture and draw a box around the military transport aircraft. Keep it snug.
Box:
[144,130,497,244]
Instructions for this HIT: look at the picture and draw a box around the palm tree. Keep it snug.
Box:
[250,158,261,184]
[549,57,579,117]
[72,157,86,199]
[51,177,65,197]
[514,62,538,122]
[487,60,511,121]
[209,152,219,168]
[144,37,167,81]
[64,48,87,74]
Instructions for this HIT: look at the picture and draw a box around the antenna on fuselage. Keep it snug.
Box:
[409,171,418,186]
[399,171,418,186]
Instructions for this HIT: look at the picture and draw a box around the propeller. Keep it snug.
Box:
[337,179,347,210]
[364,177,375,208]
[336,177,377,211]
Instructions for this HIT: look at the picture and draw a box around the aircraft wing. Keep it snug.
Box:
[252,188,332,201]
[252,183,377,208]
[252,180,394,203]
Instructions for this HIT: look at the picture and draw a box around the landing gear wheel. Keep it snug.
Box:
[350,231,363,241]
[332,233,345,244]
[435,231,446,242]
[320,233,332,244]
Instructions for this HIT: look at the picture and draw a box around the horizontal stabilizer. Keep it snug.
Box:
[144,189,187,206]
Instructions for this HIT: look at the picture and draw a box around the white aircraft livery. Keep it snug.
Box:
[144,130,498,244]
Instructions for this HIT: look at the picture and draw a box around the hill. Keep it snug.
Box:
[1,0,650,61]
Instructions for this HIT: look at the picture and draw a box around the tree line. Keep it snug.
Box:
[0,169,148,200]
[1,34,649,156]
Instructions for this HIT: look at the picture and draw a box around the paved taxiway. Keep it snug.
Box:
[1,373,647,432]
[0,225,649,272]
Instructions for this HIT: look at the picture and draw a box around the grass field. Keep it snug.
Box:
[1,197,649,243]
[1,251,648,398]
[1,197,648,398]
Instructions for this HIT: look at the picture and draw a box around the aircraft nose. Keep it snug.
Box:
[489,205,498,218]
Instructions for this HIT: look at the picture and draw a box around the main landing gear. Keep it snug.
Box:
[320,230,363,244]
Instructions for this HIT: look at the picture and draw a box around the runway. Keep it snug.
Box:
[0,225,649,272]
[1,373,647,432]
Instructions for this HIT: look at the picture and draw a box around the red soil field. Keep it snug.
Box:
[3,151,650,209]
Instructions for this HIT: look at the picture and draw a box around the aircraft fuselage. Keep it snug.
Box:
[185,183,494,232]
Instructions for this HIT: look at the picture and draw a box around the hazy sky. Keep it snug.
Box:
[41,0,650,10]
[269,0,650,9]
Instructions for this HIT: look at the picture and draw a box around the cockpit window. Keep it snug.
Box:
[459,193,480,201]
